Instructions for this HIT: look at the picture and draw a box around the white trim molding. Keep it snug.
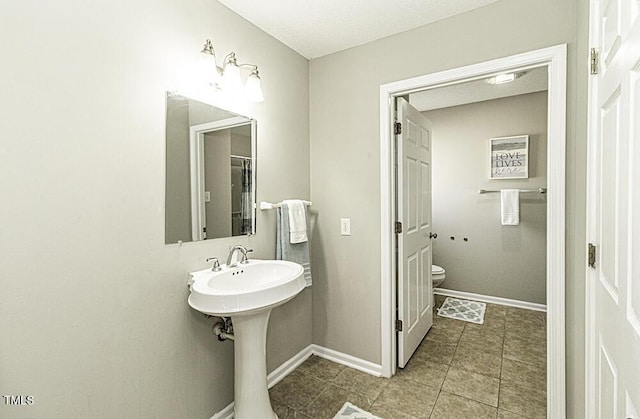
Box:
[311,345,383,377]
[434,288,547,312]
[211,402,234,419]
[267,345,315,389]
[379,44,567,417]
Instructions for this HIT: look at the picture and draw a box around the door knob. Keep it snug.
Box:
[429,232,438,239]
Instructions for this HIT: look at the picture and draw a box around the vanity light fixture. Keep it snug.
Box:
[199,39,264,102]
[485,71,525,85]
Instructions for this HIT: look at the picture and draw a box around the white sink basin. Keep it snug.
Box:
[188,259,306,418]
[188,259,305,317]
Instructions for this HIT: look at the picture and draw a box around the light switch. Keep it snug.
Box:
[204,191,211,203]
[340,218,351,236]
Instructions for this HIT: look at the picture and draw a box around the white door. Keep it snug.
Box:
[396,97,434,368]
[587,0,640,416]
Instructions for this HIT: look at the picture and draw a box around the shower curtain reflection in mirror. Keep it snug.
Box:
[231,156,253,236]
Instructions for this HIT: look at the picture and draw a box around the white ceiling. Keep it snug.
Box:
[217,0,545,110]
[409,66,549,112]
[217,0,500,59]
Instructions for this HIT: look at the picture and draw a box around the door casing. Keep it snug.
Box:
[379,44,567,417]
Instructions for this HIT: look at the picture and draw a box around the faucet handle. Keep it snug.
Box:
[240,248,253,264]
[206,257,222,272]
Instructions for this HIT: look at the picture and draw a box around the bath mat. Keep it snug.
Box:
[333,402,382,419]
[437,297,486,324]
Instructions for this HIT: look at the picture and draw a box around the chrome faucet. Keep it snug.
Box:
[226,245,253,267]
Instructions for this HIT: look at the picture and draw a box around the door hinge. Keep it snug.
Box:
[394,122,402,135]
[395,221,403,234]
[396,319,403,332]
[590,48,599,75]
[588,243,596,268]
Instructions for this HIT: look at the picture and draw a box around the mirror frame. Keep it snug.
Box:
[189,117,257,240]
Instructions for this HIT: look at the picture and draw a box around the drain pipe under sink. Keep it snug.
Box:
[212,318,235,341]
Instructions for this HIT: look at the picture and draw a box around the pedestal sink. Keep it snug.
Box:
[188,259,305,419]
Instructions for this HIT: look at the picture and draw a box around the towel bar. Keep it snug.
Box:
[478,188,546,194]
[260,200,312,210]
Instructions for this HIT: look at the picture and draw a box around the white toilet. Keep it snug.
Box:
[432,264,446,288]
[432,264,446,307]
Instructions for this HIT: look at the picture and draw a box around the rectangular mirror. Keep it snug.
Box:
[165,92,256,244]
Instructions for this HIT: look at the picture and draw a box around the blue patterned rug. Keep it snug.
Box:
[437,297,487,324]
[333,402,381,419]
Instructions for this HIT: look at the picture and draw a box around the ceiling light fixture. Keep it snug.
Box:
[485,72,525,85]
[199,39,264,102]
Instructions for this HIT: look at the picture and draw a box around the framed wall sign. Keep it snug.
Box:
[490,135,529,179]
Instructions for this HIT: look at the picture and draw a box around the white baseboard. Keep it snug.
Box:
[267,345,315,388]
[211,402,234,419]
[434,288,547,312]
[310,344,383,377]
[210,344,381,418]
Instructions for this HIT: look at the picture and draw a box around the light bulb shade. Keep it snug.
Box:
[245,73,264,102]
[198,54,218,86]
[222,62,242,92]
[198,41,219,86]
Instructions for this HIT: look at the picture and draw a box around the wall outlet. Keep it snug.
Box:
[340,218,351,236]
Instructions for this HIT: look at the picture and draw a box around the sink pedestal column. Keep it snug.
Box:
[231,309,277,419]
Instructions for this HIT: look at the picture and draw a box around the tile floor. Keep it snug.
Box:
[269,295,547,418]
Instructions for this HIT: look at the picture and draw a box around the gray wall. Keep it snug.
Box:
[0,1,310,418]
[425,92,548,304]
[165,96,192,243]
[309,0,588,417]
[204,130,232,239]
[231,130,252,156]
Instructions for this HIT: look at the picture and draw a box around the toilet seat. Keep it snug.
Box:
[432,265,445,275]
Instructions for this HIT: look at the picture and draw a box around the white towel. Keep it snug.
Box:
[283,199,308,243]
[501,189,520,225]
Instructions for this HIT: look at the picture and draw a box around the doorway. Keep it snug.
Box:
[379,44,567,417]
